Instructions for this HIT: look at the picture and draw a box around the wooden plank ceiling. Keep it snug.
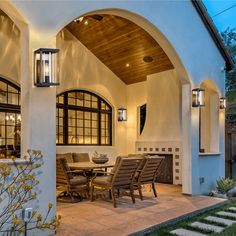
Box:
[66,14,174,85]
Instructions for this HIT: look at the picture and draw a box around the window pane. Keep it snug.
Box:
[8,92,19,105]
[68,97,75,106]
[8,85,17,93]
[0,81,7,92]
[0,91,7,103]
[58,95,64,104]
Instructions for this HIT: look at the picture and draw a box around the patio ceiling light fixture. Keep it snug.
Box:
[219,97,226,109]
[34,48,60,87]
[118,108,127,122]
[192,88,205,107]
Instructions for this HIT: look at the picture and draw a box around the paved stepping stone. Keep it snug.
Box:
[228,207,236,212]
[170,228,207,236]
[217,211,236,218]
[190,221,224,233]
[205,216,236,226]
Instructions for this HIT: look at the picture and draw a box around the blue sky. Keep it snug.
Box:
[203,0,236,32]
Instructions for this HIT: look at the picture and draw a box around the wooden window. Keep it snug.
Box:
[56,90,112,146]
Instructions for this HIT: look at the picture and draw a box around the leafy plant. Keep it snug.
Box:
[0,149,60,235]
[216,177,236,194]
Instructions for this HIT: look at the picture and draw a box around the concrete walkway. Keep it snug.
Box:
[170,205,236,236]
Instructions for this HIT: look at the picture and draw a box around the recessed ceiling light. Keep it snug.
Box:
[143,56,153,63]
[126,63,130,68]
[84,20,89,25]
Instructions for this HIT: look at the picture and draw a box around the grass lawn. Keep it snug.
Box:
[147,200,236,236]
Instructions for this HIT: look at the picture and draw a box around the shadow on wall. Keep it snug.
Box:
[0,10,20,84]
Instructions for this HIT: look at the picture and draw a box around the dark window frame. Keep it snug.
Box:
[56,90,112,146]
[0,77,21,158]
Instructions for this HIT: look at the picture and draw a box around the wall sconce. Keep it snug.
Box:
[192,88,205,107]
[219,97,226,109]
[118,108,127,121]
[34,48,60,87]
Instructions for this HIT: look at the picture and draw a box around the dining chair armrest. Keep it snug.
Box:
[91,170,114,181]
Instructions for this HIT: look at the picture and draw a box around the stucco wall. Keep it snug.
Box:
[140,69,181,142]
[0,11,20,84]
[56,29,127,159]
[4,0,227,202]
[126,81,147,154]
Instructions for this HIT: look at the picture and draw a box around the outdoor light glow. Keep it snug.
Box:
[84,20,89,25]
[126,63,130,67]
[192,88,205,107]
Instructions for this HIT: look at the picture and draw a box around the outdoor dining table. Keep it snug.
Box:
[68,161,115,171]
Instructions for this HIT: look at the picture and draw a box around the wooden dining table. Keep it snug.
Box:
[68,161,115,171]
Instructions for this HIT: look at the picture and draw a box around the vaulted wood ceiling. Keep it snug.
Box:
[66,14,174,85]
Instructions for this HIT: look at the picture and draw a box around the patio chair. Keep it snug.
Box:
[56,157,89,203]
[134,156,164,200]
[56,152,74,163]
[90,156,142,208]
[73,153,90,162]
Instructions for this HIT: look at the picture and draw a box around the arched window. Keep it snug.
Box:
[0,77,21,158]
[56,90,112,145]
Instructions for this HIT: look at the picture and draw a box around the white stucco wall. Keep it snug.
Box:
[0,11,20,84]
[0,3,227,233]
[126,81,147,154]
[56,28,127,159]
[139,70,181,142]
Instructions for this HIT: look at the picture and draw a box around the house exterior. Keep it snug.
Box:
[0,0,234,235]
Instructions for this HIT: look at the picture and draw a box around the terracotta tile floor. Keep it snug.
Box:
[56,184,225,236]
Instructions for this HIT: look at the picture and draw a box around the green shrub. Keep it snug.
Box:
[216,178,236,194]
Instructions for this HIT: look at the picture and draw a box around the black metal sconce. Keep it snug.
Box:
[219,97,226,109]
[192,88,205,107]
[118,108,127,121]
[34,48,60,87]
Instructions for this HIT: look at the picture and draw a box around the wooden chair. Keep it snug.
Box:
[56,158,89,203]
[134,156,164,200]
[73,153,90,162]
[56,153,74,163]
[90,156,142,208]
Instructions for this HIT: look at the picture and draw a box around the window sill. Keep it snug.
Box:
[0,159,29,165]
[199,152,221,157]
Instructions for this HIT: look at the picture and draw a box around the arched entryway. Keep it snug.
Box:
[55,8,192,197]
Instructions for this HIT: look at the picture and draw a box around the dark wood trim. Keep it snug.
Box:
[56,89,112,146]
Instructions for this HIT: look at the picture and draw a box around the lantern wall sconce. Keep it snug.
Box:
[118,108,127,121]
[192,88,205,107]
[219,97,226,109]
[34,48,60,87]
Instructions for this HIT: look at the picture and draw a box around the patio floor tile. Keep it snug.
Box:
[56,184,226,236]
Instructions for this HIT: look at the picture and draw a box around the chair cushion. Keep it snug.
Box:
[70,175,88,186]
[57,153,74,163]
[93,175,112,186]
[73,153,90,162]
